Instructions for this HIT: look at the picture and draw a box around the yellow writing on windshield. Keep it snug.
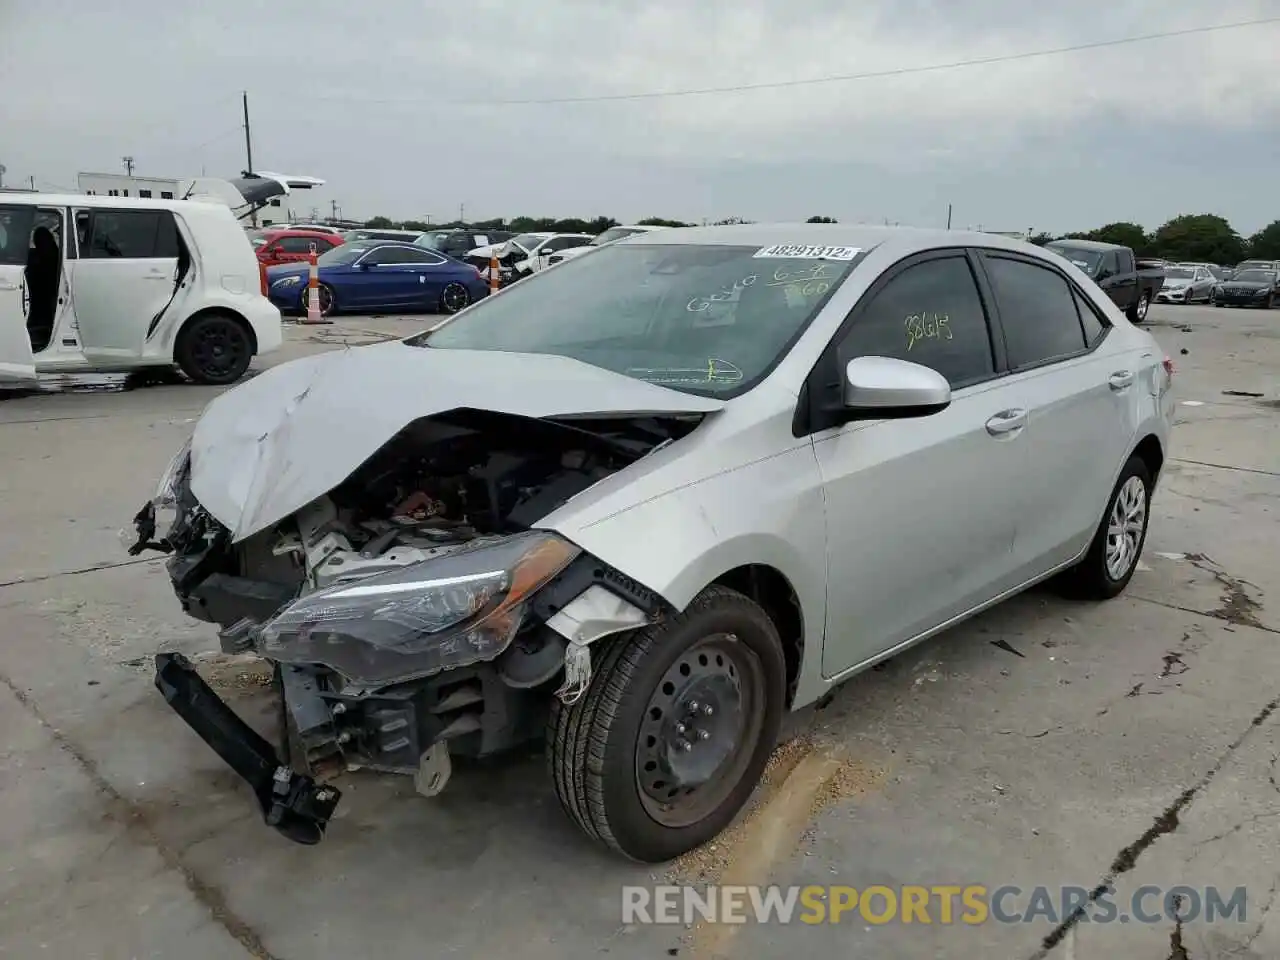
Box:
[905,312,952,351]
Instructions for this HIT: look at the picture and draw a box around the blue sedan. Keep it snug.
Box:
[266,241,490,317]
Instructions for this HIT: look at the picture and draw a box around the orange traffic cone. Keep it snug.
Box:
[302,247,331,325]
[489,254,500,296]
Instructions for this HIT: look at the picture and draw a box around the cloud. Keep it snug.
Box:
[2,0,1278,231]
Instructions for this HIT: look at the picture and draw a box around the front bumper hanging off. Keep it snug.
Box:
[154,652,342,845]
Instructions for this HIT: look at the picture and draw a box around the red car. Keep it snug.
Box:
[254,229,344,267]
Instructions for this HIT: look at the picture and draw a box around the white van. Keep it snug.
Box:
[0,194,283,386]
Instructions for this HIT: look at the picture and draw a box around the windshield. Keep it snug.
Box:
[1045,243,1103,274]
[409,243,864,395]
[416,232,449,250]
[509,233,545,253]
[1164,267,1194,280]
[1233,270,1276,283]
[318,244,370,266]
[591,227,643,246]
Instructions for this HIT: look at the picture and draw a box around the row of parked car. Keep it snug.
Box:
[248,222,670,318]
[1040,238,1280,320]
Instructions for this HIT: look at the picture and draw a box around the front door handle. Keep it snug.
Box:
[986,409,1026,436]
[1108,371,1134,390]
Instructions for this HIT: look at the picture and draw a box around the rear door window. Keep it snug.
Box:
[83,210,171,258]
[278,235,321,254]
[983,254,1088,369]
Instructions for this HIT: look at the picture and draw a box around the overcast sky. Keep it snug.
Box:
[2,1,1279,234]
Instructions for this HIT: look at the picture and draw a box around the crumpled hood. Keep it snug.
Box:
[189,341,724,542]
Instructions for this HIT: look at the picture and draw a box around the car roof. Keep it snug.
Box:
[1,192,241,224]
[609,222,1055,260]
[1041,238,1122,252]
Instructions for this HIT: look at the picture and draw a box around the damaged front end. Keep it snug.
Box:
[131,408,686,843]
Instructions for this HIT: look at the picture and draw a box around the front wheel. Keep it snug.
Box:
[174,312,254,385]
[547,585,786,862]
[1127,293,1150,324]
[300,283,336,317]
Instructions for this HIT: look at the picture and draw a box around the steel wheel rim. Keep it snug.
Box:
[1105,475,1147,581]
[1137,295,1149,320]
[442,283,469,313]
[189,321,247,379]
[634,633,765,829]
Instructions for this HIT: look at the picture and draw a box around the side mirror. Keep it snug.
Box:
[842,356,950,418]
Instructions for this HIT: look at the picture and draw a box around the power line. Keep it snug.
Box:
[300,16,1280,107]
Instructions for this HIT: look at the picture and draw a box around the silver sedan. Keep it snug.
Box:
[131,224,1176,862]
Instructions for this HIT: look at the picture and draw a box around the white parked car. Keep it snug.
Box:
[470,232,593,282]
[0,194,282,386]
[546,224,666,265]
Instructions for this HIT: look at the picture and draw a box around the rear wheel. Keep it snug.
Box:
[1127,293,1150,323]
[174,312,254,385]
[440,282,471,314]
[547,585,786,862]
[1061,455,1152,600]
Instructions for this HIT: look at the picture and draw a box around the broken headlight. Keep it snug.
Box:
[258,531,579,686]
[122,439,192,553]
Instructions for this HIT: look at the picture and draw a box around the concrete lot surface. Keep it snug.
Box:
[1,304,1277,959]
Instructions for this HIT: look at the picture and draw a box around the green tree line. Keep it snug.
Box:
[361,214,770,233]
[1028,215,1280,264]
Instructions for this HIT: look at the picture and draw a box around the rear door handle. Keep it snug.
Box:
[986,409,1026,436]
[1109,371,1134,390]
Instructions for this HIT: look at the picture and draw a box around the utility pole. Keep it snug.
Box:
[122,156,135,176]
[0,163,6,188]
[330,199,339,221]
[946,204,953,230]
[242,91,257,226]
[29,176,35,190]
[459,203,465,225]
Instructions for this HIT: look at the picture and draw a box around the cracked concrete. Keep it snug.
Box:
[0,304,1276,958]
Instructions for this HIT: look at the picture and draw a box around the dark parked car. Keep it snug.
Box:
[1044,239,1164,323]
[416,229,514,261]
[1212,268,1280,308]
[265,241,489,317]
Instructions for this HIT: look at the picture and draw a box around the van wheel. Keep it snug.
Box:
[175,312,254,385]
[547,585,786,863]
[1060,455,1153,600]
[1127,293,1150,323]
[440,282,471,314]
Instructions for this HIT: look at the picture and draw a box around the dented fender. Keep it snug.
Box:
[541,435,830,708]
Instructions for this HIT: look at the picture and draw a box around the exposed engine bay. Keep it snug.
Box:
[141,408,691,840]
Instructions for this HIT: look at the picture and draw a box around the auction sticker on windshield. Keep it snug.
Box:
[754,244,861,260]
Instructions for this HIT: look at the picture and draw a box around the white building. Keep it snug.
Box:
[75,172,328,227]
[77,172,180,201]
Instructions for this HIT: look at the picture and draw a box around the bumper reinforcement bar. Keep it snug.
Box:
[154,652,341,845]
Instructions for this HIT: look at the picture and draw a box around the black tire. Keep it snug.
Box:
[440,282,471,314]
[547,585,786,862]
[1061,455,1153,600]
[1126,293,1150,324]
[301,283,336,317]
[174,312,254,385]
